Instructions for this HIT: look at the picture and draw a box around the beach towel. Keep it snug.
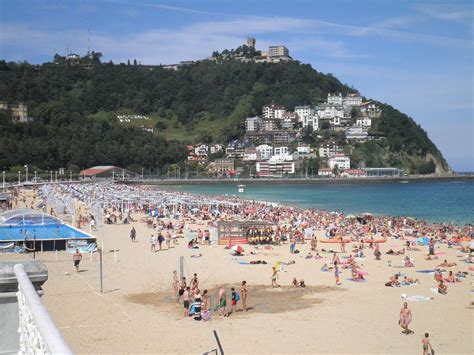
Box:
[416,270,435,273]
[404,295,432,302]
[238,261,250,265]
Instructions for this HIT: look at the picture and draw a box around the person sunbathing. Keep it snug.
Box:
[445,271,460,283]
[386,248,405,255]
[401,276,419,285]
[404,256,414,268]
[385,275,399,287]
[437,259,457,267]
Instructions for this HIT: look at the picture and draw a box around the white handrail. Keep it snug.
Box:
[14,264,72,354]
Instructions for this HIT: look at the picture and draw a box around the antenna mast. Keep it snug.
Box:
[87,28,91,56]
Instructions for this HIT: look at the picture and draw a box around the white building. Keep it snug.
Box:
[297,144,311,155]
[256,144,273,160]
[194,144,209,157]
[273,146,289,157]
[318,168,334,177]
[356,117,372,127]
[243,152,258,161]
[261,118,278,131]
[346,127,369,140]
[302,115,319,129]
[295,105,313,122]
[343,93,363,107]
[318,140,338,158]
[210,144,223,154]
[245,116,262,132]
[268,45,289,58]
[328,154,350,170]
[316,104,344,120]
[281,117,294,130]
[262,103,285,119]
[359,102,381,117]
[256,157,295,177]
[327,93,343,106]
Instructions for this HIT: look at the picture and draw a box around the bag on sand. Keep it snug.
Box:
[235,292,240,302]
[431,349,435,355]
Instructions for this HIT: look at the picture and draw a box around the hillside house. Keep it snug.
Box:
[328,154,350,170]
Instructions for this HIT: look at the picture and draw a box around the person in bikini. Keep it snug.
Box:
[437,259,457,267]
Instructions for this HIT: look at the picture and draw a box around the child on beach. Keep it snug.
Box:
[241,281,248,312]
[231,287,239,314]
[422,333,433,355]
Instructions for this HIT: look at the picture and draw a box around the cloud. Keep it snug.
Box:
[415,3,473,23]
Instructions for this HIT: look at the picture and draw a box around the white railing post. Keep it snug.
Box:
[14,264,72,354]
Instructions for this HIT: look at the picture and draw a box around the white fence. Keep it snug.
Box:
[14,264,72,354]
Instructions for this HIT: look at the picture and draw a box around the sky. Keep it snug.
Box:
[1,0,473,171]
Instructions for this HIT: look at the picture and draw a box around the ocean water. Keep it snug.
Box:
[167,180,474,225]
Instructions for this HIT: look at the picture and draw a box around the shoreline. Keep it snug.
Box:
[124,174,474,186]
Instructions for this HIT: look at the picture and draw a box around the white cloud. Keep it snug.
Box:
[415,3,473,23]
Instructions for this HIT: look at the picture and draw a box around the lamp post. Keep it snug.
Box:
[2,171,5,191]
[34,171,37,183]
[24,165,28,182]
[50,170,53,183]
[70,171,72,181]
[18,171,21,184]
[55,171,58,182]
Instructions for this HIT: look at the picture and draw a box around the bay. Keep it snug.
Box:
[167,180,474,225]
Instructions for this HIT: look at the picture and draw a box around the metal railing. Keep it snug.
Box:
[14,264,72,354]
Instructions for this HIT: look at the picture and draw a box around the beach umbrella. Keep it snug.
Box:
[363,212,373,216]
[346,214,356,219]
[231,245,244,254]
[191,208,200,212]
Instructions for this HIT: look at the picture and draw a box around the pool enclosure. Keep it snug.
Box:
[0,209,96,252]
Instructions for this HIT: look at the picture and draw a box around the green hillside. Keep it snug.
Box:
[0,58,450,174]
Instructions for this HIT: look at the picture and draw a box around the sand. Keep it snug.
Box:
[1,189,473,354]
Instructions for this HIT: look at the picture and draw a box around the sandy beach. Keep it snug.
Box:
[1,187,473,354]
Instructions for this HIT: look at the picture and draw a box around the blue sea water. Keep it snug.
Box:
[168,180,474,225]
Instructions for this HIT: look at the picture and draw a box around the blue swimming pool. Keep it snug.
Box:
[0,224,94,242]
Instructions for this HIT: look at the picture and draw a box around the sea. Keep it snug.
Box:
[167,180,474,225]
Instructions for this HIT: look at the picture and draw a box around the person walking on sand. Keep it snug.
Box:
[271,267,280,288]
[150,234,157,252]
[183,286,190,317]
[422,333,433,355]
[399,302,413,335]
[73,249,82,272]
[334,260,341,285]
[130,227,136,242]
[241,281,248,312]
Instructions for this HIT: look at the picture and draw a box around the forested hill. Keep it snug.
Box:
[0,59,450,174]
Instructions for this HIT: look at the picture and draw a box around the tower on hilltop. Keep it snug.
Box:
[247,36,256,48]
